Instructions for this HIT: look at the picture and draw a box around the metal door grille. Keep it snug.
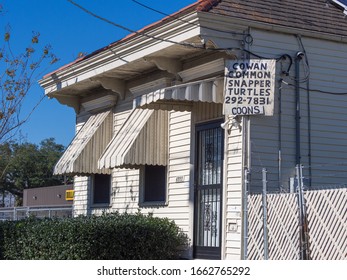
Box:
[197,127,223,186]
[196,187,221,247]
[194,120,223,259]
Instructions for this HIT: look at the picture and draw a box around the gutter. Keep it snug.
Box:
[329,0,347,15]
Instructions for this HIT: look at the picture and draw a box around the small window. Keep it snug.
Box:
[141,165,167,204]
[92,174,111,206]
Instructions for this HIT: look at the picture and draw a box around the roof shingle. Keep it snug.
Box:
[209,0,347,37]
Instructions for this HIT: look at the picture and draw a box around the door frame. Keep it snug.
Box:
[193,119,224,259]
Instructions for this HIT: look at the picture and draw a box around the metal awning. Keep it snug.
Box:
[133,77,224,111]
[98,108,168,169]
[54,110,113,175]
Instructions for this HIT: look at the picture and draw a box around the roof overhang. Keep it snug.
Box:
[330,0,347,15]
[39,10,204,99]
[40,0,347,106]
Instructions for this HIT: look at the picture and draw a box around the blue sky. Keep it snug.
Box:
[336,0,347,5]
[1,0,195,147]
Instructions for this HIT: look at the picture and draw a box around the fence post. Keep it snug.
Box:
[262,168,269,260]
[296,164,311,260]
[300,164,311,260]
[243,168,250,260]
[296,164,304,259]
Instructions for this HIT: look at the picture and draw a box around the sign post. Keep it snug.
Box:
[224,59,276,116]
[224,60,276,260]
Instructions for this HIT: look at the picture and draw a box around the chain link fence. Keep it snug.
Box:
[0,206,73,221]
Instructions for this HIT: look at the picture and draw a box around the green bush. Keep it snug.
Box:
[0,213,188,260]
[0,221,4,259]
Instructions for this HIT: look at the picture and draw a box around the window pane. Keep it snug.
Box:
[93,174,110,204]
[144,165,166,202]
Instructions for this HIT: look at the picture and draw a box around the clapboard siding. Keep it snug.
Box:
[166,111,192,231]
[73,176,89,216]
[72,115,90,216]
[170,137,191,147]
[113,110,130,133]
[224,122,244,259]
[91,109,193,253]
[193,102,223,123]
[167,183,190,194]
[111,168,139,213]
[311,103,347,183]
[169,157,190,166]
[249,28,347,191]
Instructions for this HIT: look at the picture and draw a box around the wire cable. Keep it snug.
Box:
[243,50,293,71]
[67,0,242,53]
[281,80,347,95]
[301,161,347,168]
[67,0,206,50]
[296,35,312,187]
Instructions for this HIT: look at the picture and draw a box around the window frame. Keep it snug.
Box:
[139,165,168,207]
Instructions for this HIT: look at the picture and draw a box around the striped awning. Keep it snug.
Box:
[98,108,168,169]
[133,77,224,111]
[54,110,113,175]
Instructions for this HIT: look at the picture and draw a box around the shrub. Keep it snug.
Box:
[0,221,4,259]
[0,212,188,260]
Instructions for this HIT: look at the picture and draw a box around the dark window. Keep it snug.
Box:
[93,174,111,205]
[143,165,166,203]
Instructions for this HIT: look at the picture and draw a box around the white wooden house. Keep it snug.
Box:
[39,0,347,260]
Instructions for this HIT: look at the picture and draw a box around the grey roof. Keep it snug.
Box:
[208,0,347,37]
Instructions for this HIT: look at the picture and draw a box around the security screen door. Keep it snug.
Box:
[194,120,224,259]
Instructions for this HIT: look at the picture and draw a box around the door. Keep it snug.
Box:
[194,120,224,259]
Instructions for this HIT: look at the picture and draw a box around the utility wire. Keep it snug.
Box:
[301,161,347,168]
[67,0,204,50]
[296,34,312,187]
[281,80,347,95]
[231,49,294,75]
[67,0,240,53]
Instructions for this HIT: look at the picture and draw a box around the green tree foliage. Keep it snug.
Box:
[0,138,66,205]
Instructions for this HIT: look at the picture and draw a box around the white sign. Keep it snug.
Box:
[224,59,276,116]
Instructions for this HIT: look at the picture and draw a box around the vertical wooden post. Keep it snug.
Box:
[262,168,269,260]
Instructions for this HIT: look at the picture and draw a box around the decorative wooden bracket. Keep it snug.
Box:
[92,77,126,100]
[50,95,80,113]
[144,56,182,75]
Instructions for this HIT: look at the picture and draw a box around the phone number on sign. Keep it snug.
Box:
[225,96,270,105]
